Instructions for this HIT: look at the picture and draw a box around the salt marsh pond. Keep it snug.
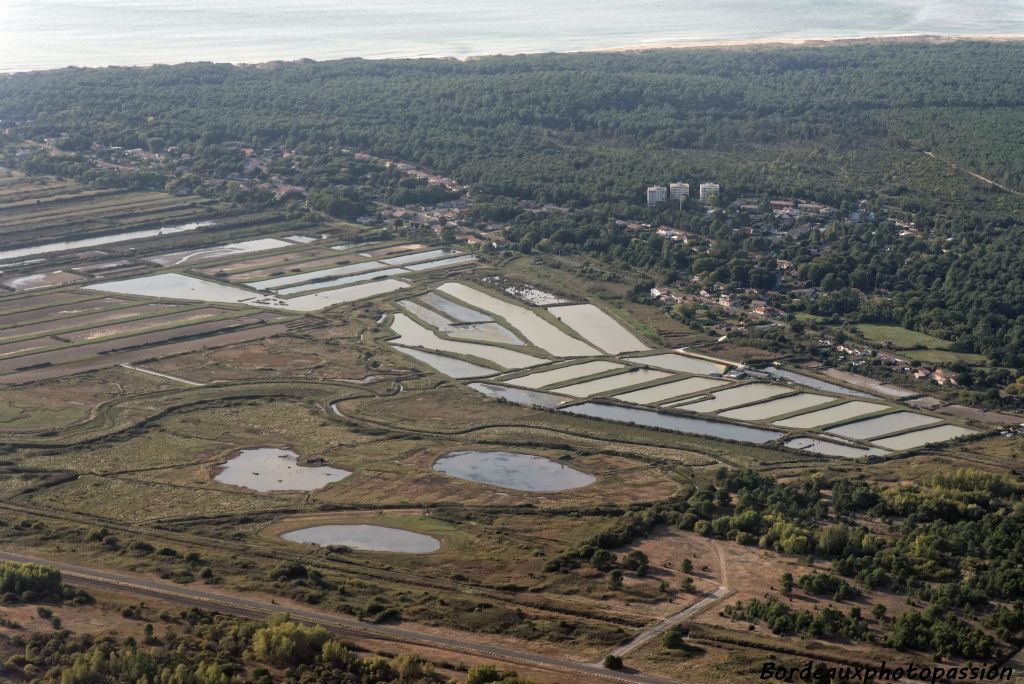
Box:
[555,368,671,398]
[0,221,213,263]
[438,282,598,357]
[614,376,729,404]
[86,273,262,305]
[282,524,440,553]
[675,383,792,412]
[390,345,497,378]
[505,360,624,389]
[773,401,888,429]
[827,411,942,440]
[467,382,566,408]
[434,450,596,491]
[784,437,889,458]
[390,313,544,369]
[627,352,728,376]
[547,304,648,354]
[562,402,783,444]
[214,448,351,492]
[719,392,834,421]
[870,424,977,450]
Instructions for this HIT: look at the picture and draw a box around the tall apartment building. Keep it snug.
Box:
[699,182,720,202]
[669,182,690,200]
[646,185,668,206]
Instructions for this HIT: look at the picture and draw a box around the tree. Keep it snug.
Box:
[622,550,649,576]
[608,570,623,590]
[681,559,693,574]
[872,603,887,621]
[679,576,695,593]
[466,663,528,679]
[466,664,505,684]
[816,524,850,557]
[781,572,794,596]
[661,624,688,649]
[394,653,433,680]
[590,549,614,572]
[0,562,67,602]
[251,616,330,668]
[603,655,623,670]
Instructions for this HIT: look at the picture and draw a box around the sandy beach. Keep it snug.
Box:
[4,0,1024,74]
[568,33,1024,57]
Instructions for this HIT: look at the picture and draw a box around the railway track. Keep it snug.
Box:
[0,549,679,684]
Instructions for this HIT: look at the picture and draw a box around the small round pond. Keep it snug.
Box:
[433,450,596,492]
[214,448,351,492]
[281,525,441,553]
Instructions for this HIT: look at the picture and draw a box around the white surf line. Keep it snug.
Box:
[119,363,205,387]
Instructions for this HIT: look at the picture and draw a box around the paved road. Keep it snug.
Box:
[0,550,679,684]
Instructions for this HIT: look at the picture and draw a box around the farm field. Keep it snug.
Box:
[855,323,953,349]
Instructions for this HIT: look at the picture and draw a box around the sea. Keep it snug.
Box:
[1,0,1023,73]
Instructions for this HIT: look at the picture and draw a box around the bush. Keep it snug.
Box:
[797,573,859,601]
[465,663,528,683]
[603,655,623,670]
[0,562,64,602]
[251,616,331,668]
[661,624,688,649]
[621,550,649,575]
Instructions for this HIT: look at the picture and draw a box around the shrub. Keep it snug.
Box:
[603,655,623,670]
